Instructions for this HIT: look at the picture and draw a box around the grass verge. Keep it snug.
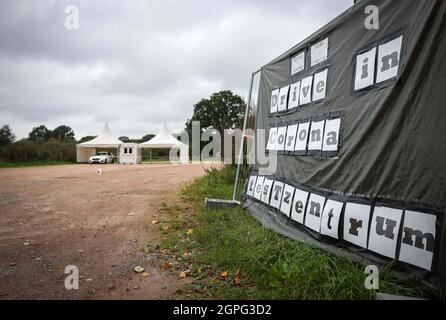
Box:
[0,160,75,168]
[158,166,426,300]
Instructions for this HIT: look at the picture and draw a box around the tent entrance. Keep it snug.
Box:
[94,147,119,163]
[141,148,171,163]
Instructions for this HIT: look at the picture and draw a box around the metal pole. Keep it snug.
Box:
[232,72,256,202]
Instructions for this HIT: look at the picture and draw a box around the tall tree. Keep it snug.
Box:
[141,134,155,142]
[28,125,52,142]
[0,125,15,146]
[52,125,75,142]
[185,90,245,136]
[77,136,97,143]
[119,136,130,143]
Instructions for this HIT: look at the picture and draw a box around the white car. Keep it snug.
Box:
[89,152,115,164]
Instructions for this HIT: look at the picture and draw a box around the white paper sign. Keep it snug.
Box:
[261,178,274,204]
[376,36,403,84]
[304,194,325,232]
[246,175,257,197]
[313,68,328,101]
[368,206,403,259]
[354,48,377,91]
[288,81,301,110]
[299,76,313,105]
[295,122,310,152]
[253,177,265,201]
[267,127,278,151]
[311,38,328,67]
[285,124,298,152]
[280,184,295,216]
[343,203,372,249]
[399,210,436,271]
[320,199,344,239]
[270,89,280,114]
[291,188,309,224]
[291,51,305,75]
[278,85,290,112]
[322,118,341,152]
[308,120,325,151]
[276,126,288,151]
[270,181,284,210]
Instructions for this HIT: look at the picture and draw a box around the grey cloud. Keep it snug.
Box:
[0,0,353,139]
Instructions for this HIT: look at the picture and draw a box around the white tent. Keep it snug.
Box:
[76,123,123,162]
[139,123,189,163]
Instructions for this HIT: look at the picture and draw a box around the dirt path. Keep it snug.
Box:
[0,163,207,299]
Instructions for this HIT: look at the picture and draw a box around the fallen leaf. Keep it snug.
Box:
[183,251,191,257]
[162,262,174,269]
[187,229,193,236]
[128,212,134,216]
[9,262,16,267]
[78,249,84,253]
[179,271,187,278]
[151,220,159,224]
[134,266,145,273]
[220,271,229,278]
[142,272,150,277]
[234,269,241,285]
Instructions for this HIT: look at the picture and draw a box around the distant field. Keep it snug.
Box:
[141,157,171,163]
[0,160,75,168]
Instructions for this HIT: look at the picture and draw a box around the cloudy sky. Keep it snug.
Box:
[0,0,353,140]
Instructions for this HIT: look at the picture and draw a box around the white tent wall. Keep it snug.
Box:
[76,147,96,163]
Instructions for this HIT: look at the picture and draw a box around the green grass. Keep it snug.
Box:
[159,166,427,300]
[0,160,75,168]
[141,159,172,164]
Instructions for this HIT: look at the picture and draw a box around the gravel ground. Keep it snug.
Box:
[0,163,207,300]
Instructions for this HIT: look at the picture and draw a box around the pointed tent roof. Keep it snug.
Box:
[77,123,123,148]
[140,123,187,149]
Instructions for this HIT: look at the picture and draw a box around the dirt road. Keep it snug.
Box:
[0,164,207,299]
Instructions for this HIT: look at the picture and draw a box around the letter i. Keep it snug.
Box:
[361,58,369,79]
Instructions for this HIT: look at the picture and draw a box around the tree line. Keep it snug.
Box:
[0,124,159,163]
[0,90,246,163]
[0,124,78,163]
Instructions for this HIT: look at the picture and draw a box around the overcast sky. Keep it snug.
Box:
[0,0,353,140]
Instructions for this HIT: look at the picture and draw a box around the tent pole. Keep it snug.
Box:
[232,71,256,202]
